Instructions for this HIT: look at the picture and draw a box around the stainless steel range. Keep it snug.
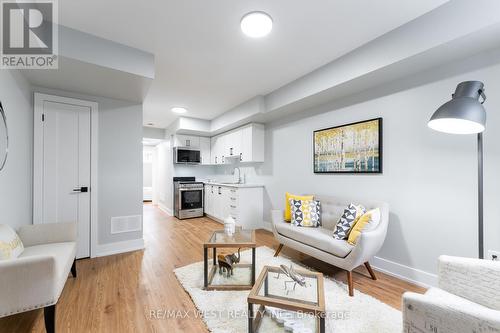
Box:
[173,177,204,219]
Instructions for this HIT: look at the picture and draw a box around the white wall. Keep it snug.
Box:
[33,86,143,246]
[0,70,33,230]
[214,62,500,286]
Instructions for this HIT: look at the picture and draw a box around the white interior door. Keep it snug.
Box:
[34,94,93,259]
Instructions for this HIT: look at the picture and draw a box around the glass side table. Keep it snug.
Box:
[247,265,326,333]
[203,228,256,290]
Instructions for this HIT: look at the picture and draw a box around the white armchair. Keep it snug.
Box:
[0,222,78,333]
[403,255,500,333]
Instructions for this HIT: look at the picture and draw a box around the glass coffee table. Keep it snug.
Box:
[203,228,256,290]
[247,265,326,333]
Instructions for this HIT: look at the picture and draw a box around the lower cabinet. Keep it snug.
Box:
[204,184,263,230]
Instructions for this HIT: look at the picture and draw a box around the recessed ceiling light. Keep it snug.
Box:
[171,107,187,114]
[241,11,273,38]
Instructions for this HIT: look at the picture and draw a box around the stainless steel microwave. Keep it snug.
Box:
[173,147,201,164]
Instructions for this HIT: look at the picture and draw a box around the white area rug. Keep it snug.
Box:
[174,246,401,333]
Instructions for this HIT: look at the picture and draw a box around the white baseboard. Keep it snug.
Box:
[371,256,437,288]
[262,221,272,232]
[96,238,145,258]
[158,203,173,216]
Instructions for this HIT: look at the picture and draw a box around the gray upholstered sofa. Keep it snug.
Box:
[0,222,77,333]
[271,195,389,296]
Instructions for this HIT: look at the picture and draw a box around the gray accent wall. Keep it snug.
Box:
[0,70,33,230]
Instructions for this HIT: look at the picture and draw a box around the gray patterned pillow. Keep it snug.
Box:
[290,199,321,227]
[333,203,365,239]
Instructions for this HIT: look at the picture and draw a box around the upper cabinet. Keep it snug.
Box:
[172,123,265,165]
[173,134,200,148]
[212,123,264,164]
[199,137,211,165]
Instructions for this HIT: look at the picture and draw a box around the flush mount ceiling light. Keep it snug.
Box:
[240,11,273,38]
[171,107,187,114]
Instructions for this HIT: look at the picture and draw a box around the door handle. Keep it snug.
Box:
[73,186,88,193]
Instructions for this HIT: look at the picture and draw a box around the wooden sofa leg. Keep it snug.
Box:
[347,271,354,296]
[364,262,377,280]
[274,244,284,257]
[44,304,56,333]
[71,259,77,278]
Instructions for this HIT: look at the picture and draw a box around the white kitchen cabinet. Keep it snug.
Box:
[210,136,220,164]
[204,184,263,229]
[209,123,264,164]
[200,137,211,165]
[204,185,214,216]
[173,134,200,148]
[240,124,264,162]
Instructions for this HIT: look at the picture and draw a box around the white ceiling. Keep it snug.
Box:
[59,0,448,128]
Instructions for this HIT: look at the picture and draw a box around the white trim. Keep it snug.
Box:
[95,238,145,258]
[262,221,272,232]
[371,256,437,288]
[158,203,173,216]
[33,93,99,258]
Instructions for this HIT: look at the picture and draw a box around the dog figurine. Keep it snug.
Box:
[218,248,241,277]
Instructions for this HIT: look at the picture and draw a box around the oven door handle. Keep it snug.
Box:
[179,188,203,191]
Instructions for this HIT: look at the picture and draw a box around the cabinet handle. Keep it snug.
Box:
[239,153,243,161]
[222,156,225,163]
[215,156,217,164]
[230,147,233,156]
[218,187,222,195]
[230,205,236,208]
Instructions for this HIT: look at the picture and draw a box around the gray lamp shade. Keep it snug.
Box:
[428,81,486,134]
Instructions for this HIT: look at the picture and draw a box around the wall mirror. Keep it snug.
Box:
[0,102,8,171]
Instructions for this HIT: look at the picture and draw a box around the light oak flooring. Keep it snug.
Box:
[0,204,425,332]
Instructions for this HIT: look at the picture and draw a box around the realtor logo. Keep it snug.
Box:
[1,0,58,68]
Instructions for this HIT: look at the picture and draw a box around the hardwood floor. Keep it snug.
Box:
[0,204,425,332]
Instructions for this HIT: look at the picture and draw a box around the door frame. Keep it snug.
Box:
[33,93,99,258]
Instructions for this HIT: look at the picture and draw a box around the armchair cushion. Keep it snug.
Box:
[19,242,76,290]
[275,221,353,257]
[0,224,24,260]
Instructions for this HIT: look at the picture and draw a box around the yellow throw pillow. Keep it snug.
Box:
[352,204,366,226]
[284,193,313,222]
[348,208,381,245]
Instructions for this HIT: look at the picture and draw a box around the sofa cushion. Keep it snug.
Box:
[19,242,76,294]
[285,193,314,222]
[275,222,354,258]
[290,199,321,227]
[333,203,365,240]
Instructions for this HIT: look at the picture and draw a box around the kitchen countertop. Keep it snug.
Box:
[203,181,265,188]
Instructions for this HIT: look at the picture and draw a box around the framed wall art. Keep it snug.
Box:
[313,118,382,174]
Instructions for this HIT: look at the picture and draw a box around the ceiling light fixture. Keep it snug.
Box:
[241,11,273,38]
[171,107,187,114]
